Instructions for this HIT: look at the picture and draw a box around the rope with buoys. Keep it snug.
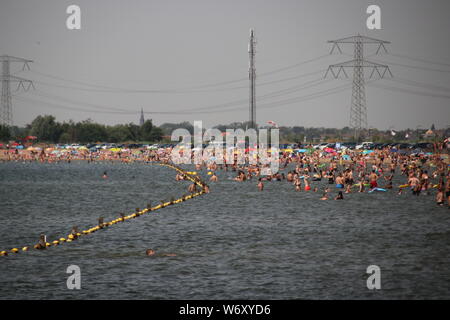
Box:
[0,162,208,257]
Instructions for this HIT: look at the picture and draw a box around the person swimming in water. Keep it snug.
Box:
[257,178,264,191]
[294,177,302,191]
[146,249,176,257]
[102,171,108,179]
[436,188,444,206]
[209,172,218,182]
[188,183,198,193]
[334,191,344,200]
[320,192,328,200]
[383,173,394,189]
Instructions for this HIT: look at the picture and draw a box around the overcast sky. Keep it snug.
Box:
[1,0,449,130]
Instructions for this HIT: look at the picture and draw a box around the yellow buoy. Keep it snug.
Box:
[59,238,66,242]
[53,240,59,245]
[11,248,19,253]
[22,247,29,251]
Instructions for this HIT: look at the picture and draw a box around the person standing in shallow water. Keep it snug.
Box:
[334,191,344,200]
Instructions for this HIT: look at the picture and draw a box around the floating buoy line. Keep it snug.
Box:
[0,162,208,257]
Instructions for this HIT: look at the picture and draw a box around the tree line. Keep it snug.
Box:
[0,117,447,144]
[0,115,164,143]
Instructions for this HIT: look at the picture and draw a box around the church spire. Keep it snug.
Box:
[139,108,145,126]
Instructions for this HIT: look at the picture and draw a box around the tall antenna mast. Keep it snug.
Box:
[248,29,256,129]
[325,35,392,141]
[0,55,34,127]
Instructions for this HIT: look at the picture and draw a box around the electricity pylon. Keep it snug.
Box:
[325,35,392,140]
[0,55,34,127]
[248,29,256,129]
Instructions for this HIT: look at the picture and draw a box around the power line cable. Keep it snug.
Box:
[28,54,330,93]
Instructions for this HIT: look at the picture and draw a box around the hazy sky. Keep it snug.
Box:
[1,0,449,130]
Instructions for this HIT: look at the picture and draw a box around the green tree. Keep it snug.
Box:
[107,125,131,142]
[140,120,154,141]
[76,120,107,143]
[0,124,11,141]
[28,115,62,142]
[148,126,163,142]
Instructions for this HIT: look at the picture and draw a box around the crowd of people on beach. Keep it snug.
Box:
[169,146,449,208]
[1,144,449,208]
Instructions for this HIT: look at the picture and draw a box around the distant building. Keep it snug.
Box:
[139,108,145,126]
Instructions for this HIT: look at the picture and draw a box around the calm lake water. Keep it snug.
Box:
[0,161,449,299]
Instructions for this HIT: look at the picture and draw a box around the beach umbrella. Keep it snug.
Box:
[342,155,351,161]
[324,148,335,153]
[110,148,121,152]
[267,120,278,128]
[296,149,307,153]
[362,150,374,155]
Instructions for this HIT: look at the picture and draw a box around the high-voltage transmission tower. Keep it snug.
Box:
[325,35,392,140]
[0,55,34,127]
[248,29,257,129]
